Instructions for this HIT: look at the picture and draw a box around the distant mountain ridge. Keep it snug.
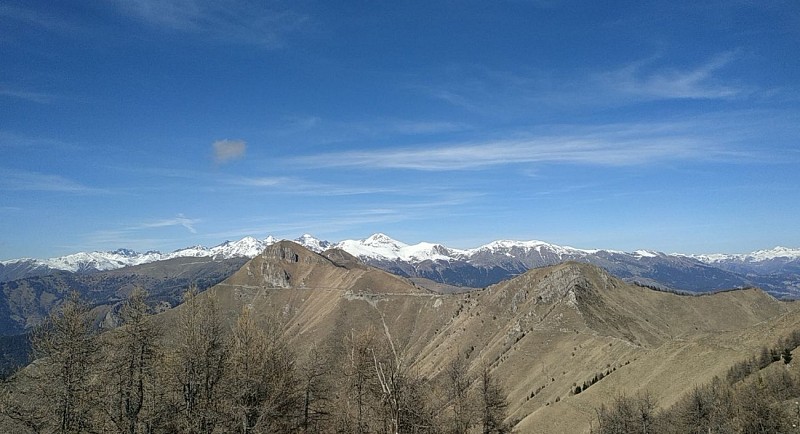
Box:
[2,233,799,297]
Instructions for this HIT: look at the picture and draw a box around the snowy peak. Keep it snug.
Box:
[1,236,278,275]
[692,246,800,264]
[466,239,591,258]
[747,246,800,262]
[294,234,331,253]
[207,236,268,258]
[333,234,455,262]
[363,233,407,249]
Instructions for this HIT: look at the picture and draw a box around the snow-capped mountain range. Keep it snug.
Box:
[2,232,798,273]
[2,233,799,297]
[0,234,786,269]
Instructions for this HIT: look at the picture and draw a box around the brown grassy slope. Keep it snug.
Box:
[160,242,800,433]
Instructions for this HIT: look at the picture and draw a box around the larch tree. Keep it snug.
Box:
[222,306,300,433]
[174,285,228,434]
[101,287,163,434]
[446,354,476,434]
[30,292,100,434]
[479,363,510,434]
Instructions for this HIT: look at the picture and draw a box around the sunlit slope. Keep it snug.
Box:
[163,241,800,433]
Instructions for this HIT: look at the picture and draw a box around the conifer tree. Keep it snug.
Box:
[479,364,510,434]
[174,286,228,434]
[30,292,100,433]
[101,287,163,434]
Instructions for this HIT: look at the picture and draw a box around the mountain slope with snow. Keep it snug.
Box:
[688,246,800,276]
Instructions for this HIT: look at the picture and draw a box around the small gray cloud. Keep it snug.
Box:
[212,139,247,164]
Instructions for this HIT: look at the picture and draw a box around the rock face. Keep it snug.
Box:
[257,244,300,288]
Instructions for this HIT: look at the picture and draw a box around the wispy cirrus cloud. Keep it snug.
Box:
[419,53,750,116]
[135,214,199,234]
[0,169,106,193]
[85,214,200,250]
[0,131,81,150]
[0,4,81,34]
[292,121,750,171]
[224,176,397,196]
[264,115,472,148]
[228,176,289,187]
[203,192,477,241]
[110,0,308,47]
[597,52,745,100]
[0,85,56,104]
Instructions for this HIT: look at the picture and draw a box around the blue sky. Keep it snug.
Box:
[1,0,799,259]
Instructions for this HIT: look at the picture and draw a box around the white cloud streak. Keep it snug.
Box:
[292,123,747,171]
[597,52,744,100]
[420,53,749,117]
[136,214,199,234]
[0,86,55,104]
[0,4,81,33]
[0,169,105,193]
[0,131,81,151]
[111,0,307,47]
[225,176,398,196]
[203,193,476,242]
[85,214,200,249]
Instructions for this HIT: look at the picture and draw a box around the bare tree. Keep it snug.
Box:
[221,306,300,433]
[373,345,403,434]
[592,393,657,434]
[101,287,163,434]
[337,328,379,433]
[445,354,476,434]
[28,292,100,433]
[300,343,332,432]
[371,333,437,434]
[174,286,228,434]
[479,363,510,434]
